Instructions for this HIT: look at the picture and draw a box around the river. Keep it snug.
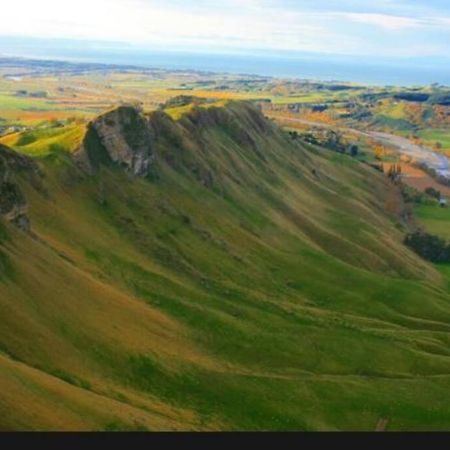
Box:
[268,114,450,181]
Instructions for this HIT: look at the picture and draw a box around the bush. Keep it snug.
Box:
[424,187,441,200]
[401,186,424,204]
[404,231,450,263]
[349,144,359,157]
[16,133,36,146]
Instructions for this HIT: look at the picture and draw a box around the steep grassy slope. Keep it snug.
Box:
[1,102,450,430]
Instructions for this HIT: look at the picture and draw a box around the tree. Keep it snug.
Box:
[425,187,441,200]
[374,145,387,160]
[404,231,450,263]
[324,129,345,152]
[349,144,359,157]
[387,164,402,182]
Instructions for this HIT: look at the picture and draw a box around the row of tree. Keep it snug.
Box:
[292,129,360,157]
[387,164,402,182]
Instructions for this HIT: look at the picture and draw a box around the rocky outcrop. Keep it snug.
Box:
[75,106,155,176]
[75,102,274,184]
[0,144,37,231]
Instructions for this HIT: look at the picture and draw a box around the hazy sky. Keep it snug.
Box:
[2,0,449,58]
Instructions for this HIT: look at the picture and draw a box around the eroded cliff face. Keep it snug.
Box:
[0,144,37,230]
[74,102,273,180]
[76,106,155,176]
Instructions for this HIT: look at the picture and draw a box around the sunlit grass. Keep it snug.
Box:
[0,124,86,156]
[417,129,450,151]
[415,203,450,240]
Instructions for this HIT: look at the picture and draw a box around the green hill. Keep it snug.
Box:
[1,102,450,431]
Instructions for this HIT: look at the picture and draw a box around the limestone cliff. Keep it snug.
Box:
[76,106,155,176]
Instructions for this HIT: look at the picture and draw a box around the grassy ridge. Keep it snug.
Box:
[1,102,450,430]
[0,124,85,156]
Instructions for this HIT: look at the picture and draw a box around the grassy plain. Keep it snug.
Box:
[415,204,450,240]
[417,129,450,153]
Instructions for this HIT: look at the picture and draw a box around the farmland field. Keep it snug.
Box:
[415,204,450,240]
[417,129,450,152]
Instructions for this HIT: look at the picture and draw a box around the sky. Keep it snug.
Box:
[0,0,449,60]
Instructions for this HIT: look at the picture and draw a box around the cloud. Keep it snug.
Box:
[342,12,421,30]
[0,0,448,58]
[0,0,353,53]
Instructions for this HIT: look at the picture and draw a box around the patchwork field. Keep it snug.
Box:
[392,164,450,198]
[415,204,450,240]
[417,129,450,154]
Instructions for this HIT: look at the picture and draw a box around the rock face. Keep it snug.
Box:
[75,102,273,185]
[76,106,155,176]
[0,144,37,230]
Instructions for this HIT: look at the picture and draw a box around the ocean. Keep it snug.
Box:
[1,37,449,86]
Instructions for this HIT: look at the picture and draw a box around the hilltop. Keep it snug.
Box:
[1,101,450,430]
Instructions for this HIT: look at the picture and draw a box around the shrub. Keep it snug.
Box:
[16,133,37,147]
[349,144,359,157]
[404,231,450,263]
[401,186,424,204]
[424,187,441,200]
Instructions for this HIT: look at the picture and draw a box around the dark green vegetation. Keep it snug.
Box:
[292,128,360,157]
[1,102,450,431]
[404,231,450,263]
